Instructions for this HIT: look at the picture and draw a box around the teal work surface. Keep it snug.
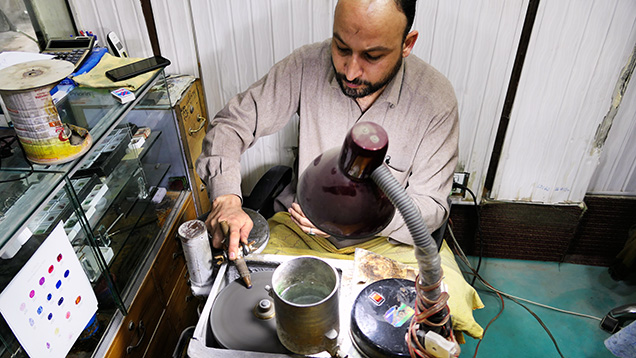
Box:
[459,257,636,358]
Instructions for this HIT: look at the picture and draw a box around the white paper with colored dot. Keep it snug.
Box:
[0,223,98,358]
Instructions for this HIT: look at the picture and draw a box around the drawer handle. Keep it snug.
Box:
[126,320,146,354]
[189,115,206,136]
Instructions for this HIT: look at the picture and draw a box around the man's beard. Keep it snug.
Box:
[334,57,403,99]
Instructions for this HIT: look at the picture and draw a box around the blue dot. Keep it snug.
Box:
[37,306,43,315]
[57,297,64,306]
[47,293,52,301]
[55,280,61,289]
[47,313,52,320]
[64,270,70,278]
[29,318,35,326]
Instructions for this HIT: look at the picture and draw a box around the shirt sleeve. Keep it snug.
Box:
[195,50,304,201]
[380,102,459,246]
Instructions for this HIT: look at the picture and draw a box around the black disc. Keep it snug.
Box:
[210,270,288,353]
[350,278,417,358]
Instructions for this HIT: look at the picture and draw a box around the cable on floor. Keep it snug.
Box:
[447,223,570,358]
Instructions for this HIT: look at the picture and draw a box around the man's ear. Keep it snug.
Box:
[402,30,418,58]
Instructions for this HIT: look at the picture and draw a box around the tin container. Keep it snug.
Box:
[267,256,340,355]
[0,60,92,164]
[177,219,214,287]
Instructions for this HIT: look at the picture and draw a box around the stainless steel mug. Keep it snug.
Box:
[267,256,340,355]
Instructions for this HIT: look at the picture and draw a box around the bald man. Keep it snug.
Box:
[196,0,458,262]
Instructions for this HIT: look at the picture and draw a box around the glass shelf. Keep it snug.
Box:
[0,69,189,357]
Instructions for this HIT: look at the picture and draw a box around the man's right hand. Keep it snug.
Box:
[205,194,253,261]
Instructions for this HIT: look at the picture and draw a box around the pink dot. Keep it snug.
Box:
[66,311,71,319]
[20,303,26,311]
[29,290,35,298]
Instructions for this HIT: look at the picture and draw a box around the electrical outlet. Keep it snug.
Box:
[451,172,469,196]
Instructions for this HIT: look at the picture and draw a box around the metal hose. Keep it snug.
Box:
[370,164,443,301]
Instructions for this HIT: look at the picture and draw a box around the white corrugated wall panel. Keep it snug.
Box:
[69,0,153,59]
[413,0,529,201]
[588,44,636,195]
[492,0,636,203]
[149,0,199,77]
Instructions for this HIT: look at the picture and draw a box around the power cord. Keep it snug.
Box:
[446,223,605,358]
[452,182,483,285]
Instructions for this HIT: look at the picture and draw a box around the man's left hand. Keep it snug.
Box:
[289,202,330,238]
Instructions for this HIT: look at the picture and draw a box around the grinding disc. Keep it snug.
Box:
[0,60,74,91]
[210,270,288,353]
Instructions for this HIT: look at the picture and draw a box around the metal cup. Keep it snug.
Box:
[267,256,340,355]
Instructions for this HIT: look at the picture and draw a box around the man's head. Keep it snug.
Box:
[332,0,418,99]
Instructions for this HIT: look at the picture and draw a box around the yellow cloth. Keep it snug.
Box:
[263,212,485,339]
[72,53,159,90]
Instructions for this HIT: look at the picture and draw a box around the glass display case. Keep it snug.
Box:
[0,70,189,357]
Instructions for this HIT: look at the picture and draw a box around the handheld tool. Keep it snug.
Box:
[219,221,252,288]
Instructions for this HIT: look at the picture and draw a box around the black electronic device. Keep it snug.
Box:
[42,36,95,71]
[105,55,170,82]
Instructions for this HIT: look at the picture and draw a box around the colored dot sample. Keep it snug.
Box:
[46,342,50,349]
[48,265,54,274]
[29,290,35,298]
[20,303,26,311]
[64,269,70,278]
[75,296,81,304]
[39,277,45,285]
[47,313,52,320]
[47,293,52,301]
[54,327,59,335]
[57,297,64,306]
[55,280,61,289]
[66,311,71,319]
[57,254,62,262]
[37,306,43,315]
[29,318,34,326]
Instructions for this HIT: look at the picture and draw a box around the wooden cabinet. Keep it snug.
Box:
[175,80,211,216]
[105,194,200,357]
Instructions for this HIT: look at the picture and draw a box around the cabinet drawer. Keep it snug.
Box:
[143,310,179,358]
[166,266,200,334]
[150,195,196,302]
[190,166,211,215]
[105,275,164,358]
[177,80,207,169]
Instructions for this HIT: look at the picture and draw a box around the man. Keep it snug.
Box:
[195,0,458,262]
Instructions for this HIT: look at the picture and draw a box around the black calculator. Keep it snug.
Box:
[42,36,95,71]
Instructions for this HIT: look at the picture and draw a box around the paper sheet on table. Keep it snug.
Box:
[0,223,98,358]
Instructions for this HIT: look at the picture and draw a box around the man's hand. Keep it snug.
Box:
[289,202,330,238]
[205,194,253,261]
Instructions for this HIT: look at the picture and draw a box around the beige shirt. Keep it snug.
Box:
[195,39,459,246]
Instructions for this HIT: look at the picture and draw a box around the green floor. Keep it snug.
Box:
[459,257,636,358]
